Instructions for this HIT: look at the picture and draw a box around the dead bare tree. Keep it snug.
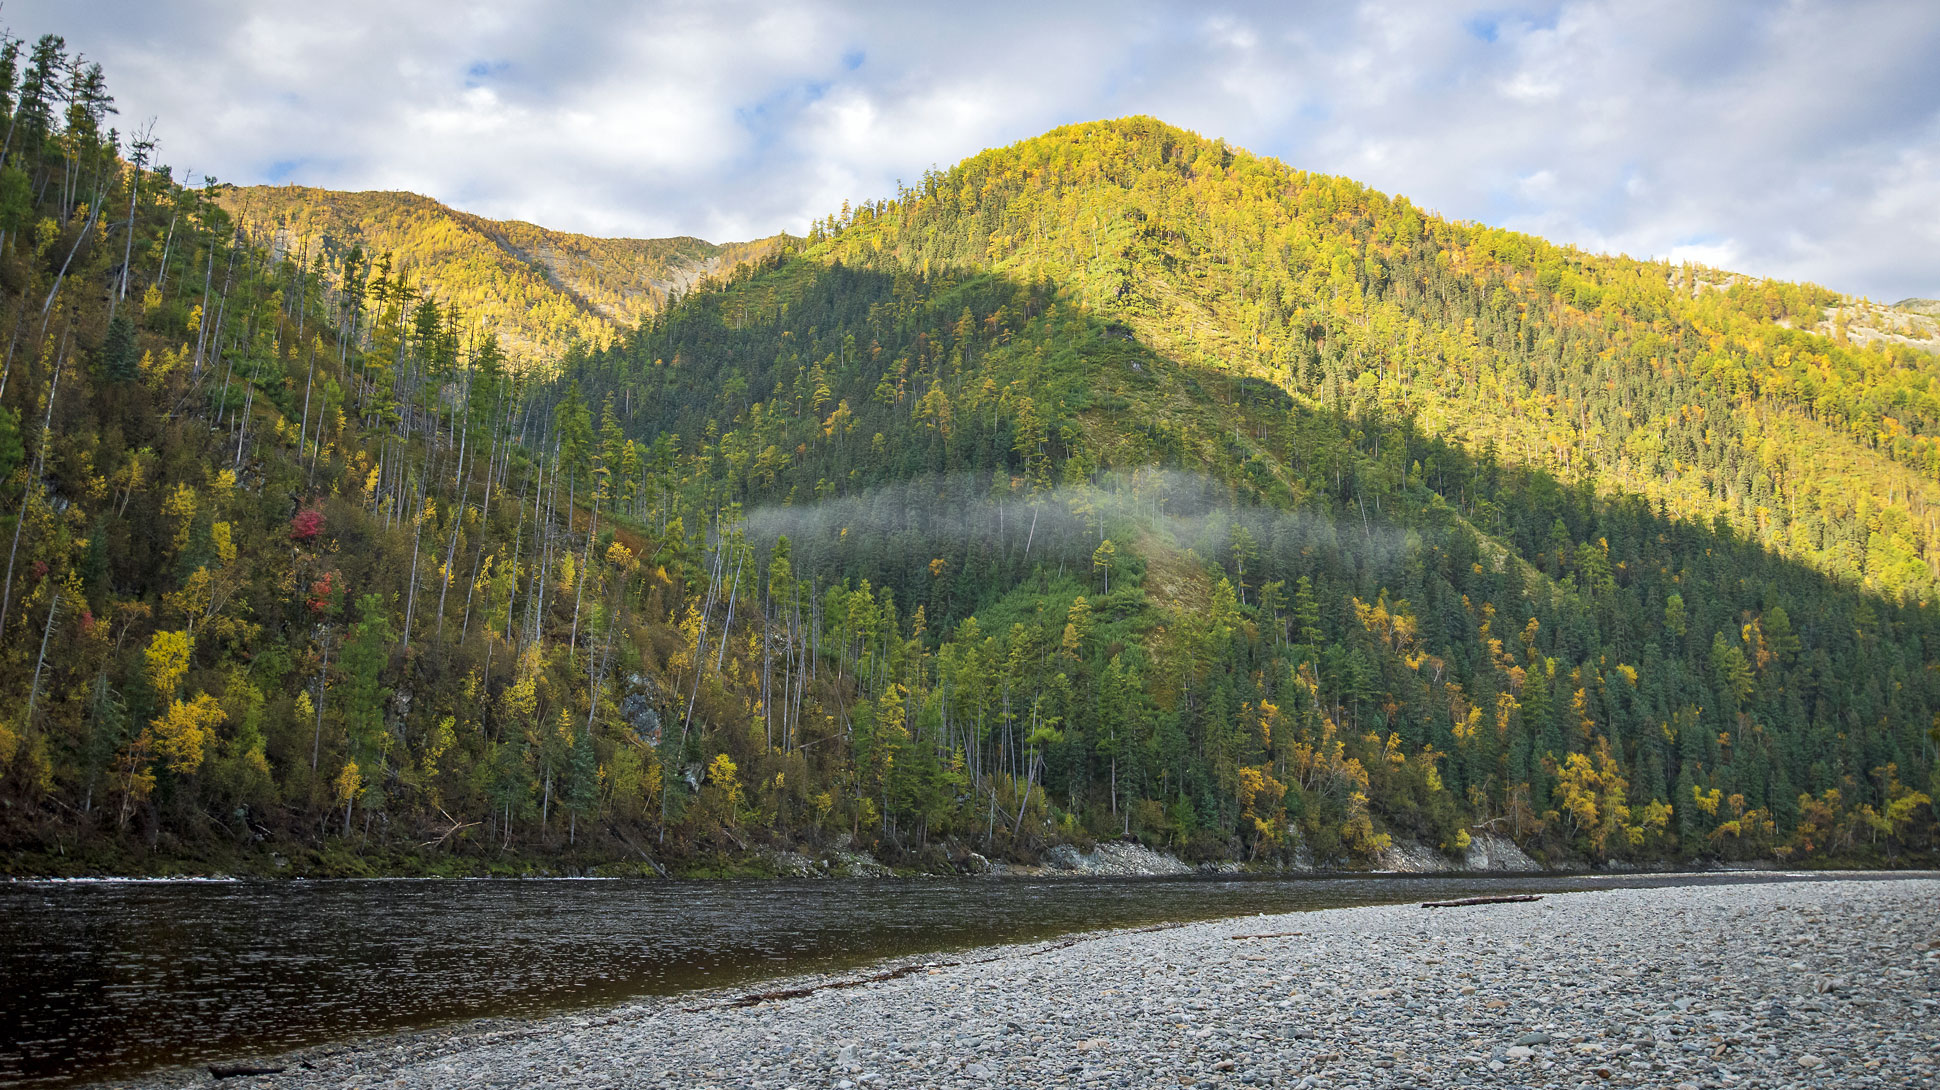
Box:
[107,119,155,323]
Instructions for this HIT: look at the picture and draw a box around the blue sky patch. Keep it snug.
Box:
[465,60,509,88]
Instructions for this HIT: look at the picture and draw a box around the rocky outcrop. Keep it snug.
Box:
[764,850,825,878]
[757,847,894,878]
[827,849,895,878]
[1054,842,1194,876]
[772,831,1540,878]
[616,673,663,745]
[1375,839,1461,873]
[1375,832,1544,873]
[1464,832,1542,872]
[990,841,1193,877]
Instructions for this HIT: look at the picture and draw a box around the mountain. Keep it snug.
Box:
[0,27,1931,884]
[556,116,1940,867]
[811,117,1940,604]
[218,185,791,361]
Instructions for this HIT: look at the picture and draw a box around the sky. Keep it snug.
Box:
[13,0,1939,301]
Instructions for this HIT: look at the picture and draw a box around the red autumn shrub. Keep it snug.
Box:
[290,507,325,543]
[308,571,337,613]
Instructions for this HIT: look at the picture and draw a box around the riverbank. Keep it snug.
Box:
[2,834,1501,880]
[95,876,1939,1089]
[14,823,1931,880]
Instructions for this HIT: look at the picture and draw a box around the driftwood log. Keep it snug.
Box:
[1421,894,1543,908]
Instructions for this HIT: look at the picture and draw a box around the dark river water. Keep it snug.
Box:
[0,869,1916,1086]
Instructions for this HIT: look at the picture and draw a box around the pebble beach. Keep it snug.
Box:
[99,877,1940,1090]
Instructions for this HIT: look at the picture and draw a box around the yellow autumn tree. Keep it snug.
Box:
[1551,739,1666,857]
[501,646,542,726]
[149,693,225,775]
[161,483,196,554]
[134,629,223,775]
[1236,764,1287,854]
[335,759,364,831]
[144,630,192,697]
[704,752,744,828]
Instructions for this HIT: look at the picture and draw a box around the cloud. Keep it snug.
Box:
[10,0,1938,299]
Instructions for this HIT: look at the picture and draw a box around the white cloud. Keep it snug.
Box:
[1668,240,1743,270]
[8,0,1937,298]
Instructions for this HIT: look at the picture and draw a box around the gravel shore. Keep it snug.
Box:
[101,877,1940,1090]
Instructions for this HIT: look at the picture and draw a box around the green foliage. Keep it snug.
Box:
[100,314,136,383]
[0,405,21,484]
[339,594,394,769]
[0,52,1929,876]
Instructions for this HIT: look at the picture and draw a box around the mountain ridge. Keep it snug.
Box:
[219,183,793,361]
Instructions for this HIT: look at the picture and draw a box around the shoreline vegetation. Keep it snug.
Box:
[94,877,1940,1090]
[8,832,1930,881]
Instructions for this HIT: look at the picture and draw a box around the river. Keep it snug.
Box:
[0,869,1913,1087]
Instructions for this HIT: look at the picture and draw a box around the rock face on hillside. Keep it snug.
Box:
[1806,298,1940,354]
[1464,832,1542,872]
[1375,839,1459,872]
[1375,833,1543,873]
[990,841,1195,877]
[775,835,1547,878]
[1050,842,1196,876]
[758,848,895,878]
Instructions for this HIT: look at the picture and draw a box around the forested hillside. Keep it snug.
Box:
[546,118,1940,869]
[0,28,1930,878]
[218,185,787,363]
[805,119,1940,604]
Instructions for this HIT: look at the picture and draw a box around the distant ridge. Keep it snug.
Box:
[219,185,791,360]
